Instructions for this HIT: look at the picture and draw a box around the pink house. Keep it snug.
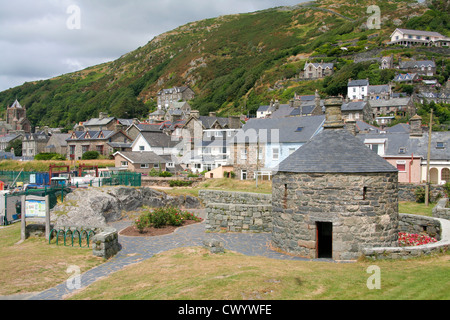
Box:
[384,155,422,184]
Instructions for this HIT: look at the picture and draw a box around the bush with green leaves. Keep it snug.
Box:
[135,207,202,229]
[82,151,100,160]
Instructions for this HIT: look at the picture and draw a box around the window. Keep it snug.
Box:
[273,148,279,160]
[154,163,159,169]
[120,161,128,168]
[241,148,247,160]
[399,147,406,154]
[397,161,406,172]
[258,147,263,160]
[167,162,174,168]
[139,146,145,151]
[289,148,296,155]
[442,168,450,182]
[96,145,104,154]
[295,127,303,132]
[436,142,444,149]
[140,164,149,169]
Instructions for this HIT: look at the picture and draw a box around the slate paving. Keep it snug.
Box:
[19,211,321,300]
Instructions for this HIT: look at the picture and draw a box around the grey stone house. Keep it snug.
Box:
[271,97,399,260]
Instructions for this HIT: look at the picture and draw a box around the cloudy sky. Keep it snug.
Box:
[0,0,306,92]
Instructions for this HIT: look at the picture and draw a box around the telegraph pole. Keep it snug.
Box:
[425,109,433,206]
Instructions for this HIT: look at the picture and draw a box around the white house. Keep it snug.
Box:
[347,79,369,101]
[389,28,450,47]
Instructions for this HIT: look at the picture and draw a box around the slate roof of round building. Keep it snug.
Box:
[278,128,398,174]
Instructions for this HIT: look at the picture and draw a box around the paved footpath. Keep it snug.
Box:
[12,211,325,300]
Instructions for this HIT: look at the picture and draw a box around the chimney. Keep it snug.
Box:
[323,96,345,130]
[99,112,108,120]
[345,119,357,136]
[228,115,241,129]
[409,114,423,137]
[209,112,216,117]
[191,110,200,119]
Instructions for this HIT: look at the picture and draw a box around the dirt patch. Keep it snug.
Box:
[119,219,202,237]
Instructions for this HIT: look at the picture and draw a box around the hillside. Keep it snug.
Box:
[0,0,449,128]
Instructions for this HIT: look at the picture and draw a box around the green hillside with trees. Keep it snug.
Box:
[0,0,448,129]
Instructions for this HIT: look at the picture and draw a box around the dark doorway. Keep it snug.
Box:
[316,222,332,258]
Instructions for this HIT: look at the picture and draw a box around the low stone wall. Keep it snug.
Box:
[91,227,120,259]
[398,213,441,240]
[433,198,450,220]
[363,213,449,260]
[398,184,445,202]
[198,190,272,233]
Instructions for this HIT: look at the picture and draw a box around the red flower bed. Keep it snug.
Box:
[398,232,438,247]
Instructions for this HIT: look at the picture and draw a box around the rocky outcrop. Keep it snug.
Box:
[51,186,202,228]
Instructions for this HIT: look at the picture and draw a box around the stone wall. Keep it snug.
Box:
[399,213,441,240]
[433,198,450,220]
[363,214,449,260]
[91,227,120,259]
[198,190,272,233]
[271,172,399,261]
[398,184,445,202]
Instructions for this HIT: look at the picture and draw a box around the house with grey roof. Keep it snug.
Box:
[347,79,369,100]
[301,61,334,79]
[357,115,450,184]
[0,134,22,152]
[369,96,415,119]
[131,131,181,156]
[398,59,436,76]
[341,101,373,123]
[389,28,450,47]
[393,73,419,83]
[230,115,325,180]
[66,130,133,160]
[22,131,50,158]
[368,84,392,100]
[44,133,71,156]
[113,151,168,174]
[157,86,195,110]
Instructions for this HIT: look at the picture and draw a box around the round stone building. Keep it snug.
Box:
[271,97,399,260]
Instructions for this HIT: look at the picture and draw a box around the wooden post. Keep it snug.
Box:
[425,109,433,206]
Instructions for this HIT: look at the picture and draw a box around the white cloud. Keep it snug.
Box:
[0,0,305,91]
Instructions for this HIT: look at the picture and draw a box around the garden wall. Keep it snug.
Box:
[433,198,450,220]
[398,184,445,202]
[198,190,272,233]
[362,213,450,260]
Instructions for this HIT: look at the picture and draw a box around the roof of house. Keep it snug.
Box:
[341,101,368,111]
[399,60,436,69]
[139,131,179,148]
[67,130,126,141]
[114,151,167,164]
[369,85,391,94]
[232,115,325,144]
[82,117,116,127]
[278,128,398,173]
[394,73,418,82]
[394,28,444,38]
[348,79,369,87]
[357,131,450,160]
[305,62,334,69]
[368,97,412,107]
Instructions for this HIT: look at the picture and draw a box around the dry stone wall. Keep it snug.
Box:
[198,190,272,233]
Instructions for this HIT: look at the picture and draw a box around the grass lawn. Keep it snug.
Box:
[0,223,104,296]
[67,246,450,300]
[165,178,273,197]
[398,201,436,217]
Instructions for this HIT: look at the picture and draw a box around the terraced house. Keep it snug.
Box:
[67,130,133,160]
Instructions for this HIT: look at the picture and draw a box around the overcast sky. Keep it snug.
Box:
[0,0,306,92]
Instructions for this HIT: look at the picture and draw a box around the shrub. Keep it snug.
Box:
[35,153,66,161]
[169,180,194,187]
[136,207,202,229]
[443,182,450,197]
[82,151,100,160]
[158,171,172,177]
[414,187,427,203]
